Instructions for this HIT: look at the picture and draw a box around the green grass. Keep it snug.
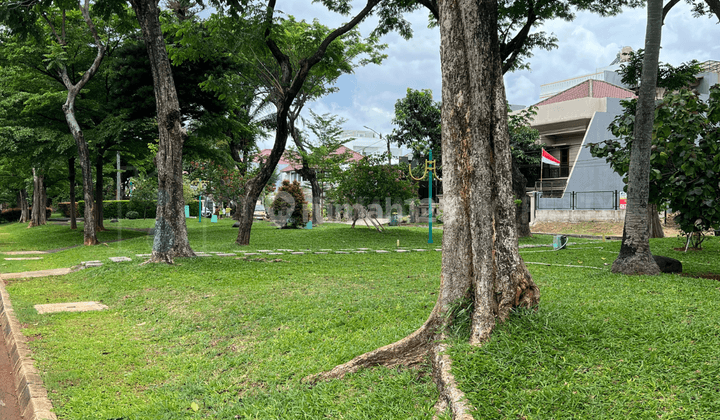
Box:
[2,219,720,419]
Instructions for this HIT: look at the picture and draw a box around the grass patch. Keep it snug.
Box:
[2,219,719,419]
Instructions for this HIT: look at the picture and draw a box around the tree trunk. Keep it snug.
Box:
[28,168,47,227]
[95,150,106,231]
[648,203,664,238]
[69,157,77,230]
[612,0,663,275]
[513,161,531,237]
[62,93,98,245]
[131,0,194,262]
[290,121,323,225]
[18,189,29,223]
[311,2,539,418]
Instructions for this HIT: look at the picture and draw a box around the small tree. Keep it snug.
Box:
[271,180,306,228]
[328,155,417,227]
[128,173,157,219]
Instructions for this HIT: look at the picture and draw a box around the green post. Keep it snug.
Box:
[428,150,433,244]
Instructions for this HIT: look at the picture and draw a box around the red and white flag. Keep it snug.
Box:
[541,148,560,166]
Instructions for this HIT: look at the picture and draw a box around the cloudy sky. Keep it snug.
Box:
[258,1,719,148]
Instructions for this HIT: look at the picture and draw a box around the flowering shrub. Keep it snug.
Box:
[271,180,307,228]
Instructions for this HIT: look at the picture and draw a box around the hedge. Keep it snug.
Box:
[58,200,202,219]
[0,207,52,223]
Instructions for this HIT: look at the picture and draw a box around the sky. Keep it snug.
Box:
[255,1,720,149]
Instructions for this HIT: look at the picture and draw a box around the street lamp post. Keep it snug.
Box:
[363,125,391,164]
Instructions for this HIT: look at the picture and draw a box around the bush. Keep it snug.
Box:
[126,211,139,220]
[271,181,307,228]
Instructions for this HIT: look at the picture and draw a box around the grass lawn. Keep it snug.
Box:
[2,220,719,419]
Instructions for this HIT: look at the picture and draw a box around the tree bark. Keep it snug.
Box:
[69,157,77,230]
[94,150,106,231]
[18,189,29,223]
[131,0,195,262]
[612,0,662,275]
[311,2,539,418]
[648,203,664,238]
[28,168,47,227]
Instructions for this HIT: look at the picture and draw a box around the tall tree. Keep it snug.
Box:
[129,0,195,262]
[612,0,663,275]
[313,2,540,418]
[228,0,384,246]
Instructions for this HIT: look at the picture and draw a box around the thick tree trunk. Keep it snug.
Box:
[612,0,662,275]
[18,189,29,223]
[235,196,253,245]
[28,168,47,227]
[312,2,539,418]
[513,161,531,237]
[69,157,77,230]
[94,151,106,231]
[648,203,664,238]
[131,0,194,262]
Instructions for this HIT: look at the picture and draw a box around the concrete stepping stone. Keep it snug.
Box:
[357,248,370,251]
[376,250,389,253]
[243,253,260,256]
[268,252,283,255]
[34,301,108,315]
[396,249,409,253]
[136,254,152,257]
[0,267,73,280]
[82,261,103,267]
[216,253,236,257]
[291,252,305,255]
[434,249,442,252]
[319,249,332,252]
[109,257,132,262]
[4,257,43,260]
[354,251,367,254]
[277,249,294,252]
[413,249,427,252]
[2,251,47,255]
[314,252,328,254]
[258,250,273,253]
[197,254,213,257]
[335,251,349,254]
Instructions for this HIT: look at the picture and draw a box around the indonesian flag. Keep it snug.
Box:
[541,148,560,166]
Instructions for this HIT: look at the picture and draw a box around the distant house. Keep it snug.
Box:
[254,146,364,191]
[518,52,720,223]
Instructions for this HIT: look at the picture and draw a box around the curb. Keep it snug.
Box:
[531,232,623,241]
[0,281,57,420]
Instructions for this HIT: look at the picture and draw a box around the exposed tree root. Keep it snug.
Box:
[307,306,477,419]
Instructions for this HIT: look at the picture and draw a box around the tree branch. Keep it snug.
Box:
[501,0,537,74]
[40,11,66,45]
[661,0,681,24]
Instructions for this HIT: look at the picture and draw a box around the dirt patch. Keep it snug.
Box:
[682,273,720,281]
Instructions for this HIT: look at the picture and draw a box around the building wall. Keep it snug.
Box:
[564,98,626,194]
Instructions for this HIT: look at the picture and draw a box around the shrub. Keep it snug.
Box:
[126,211,139,220]
[271,181,307,228]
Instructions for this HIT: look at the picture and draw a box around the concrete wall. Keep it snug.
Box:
[533,209,626,223]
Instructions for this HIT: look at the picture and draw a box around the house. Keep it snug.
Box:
[254,146,364,191]
[520,52,720,223]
